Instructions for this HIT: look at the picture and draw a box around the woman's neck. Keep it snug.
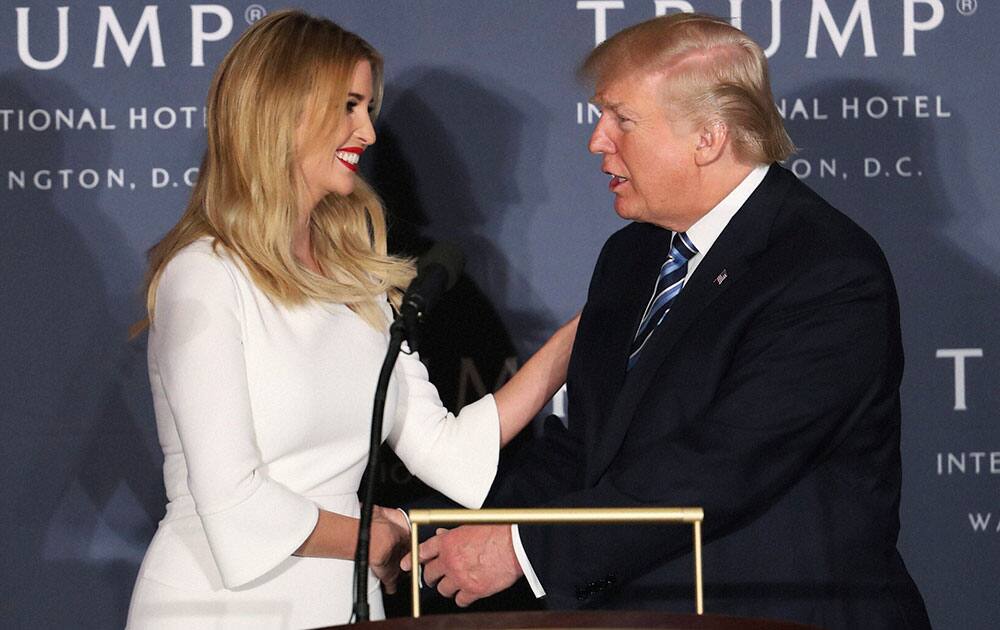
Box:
[293,213,322,275]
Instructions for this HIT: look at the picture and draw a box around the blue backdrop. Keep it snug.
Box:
[1,1,997,627]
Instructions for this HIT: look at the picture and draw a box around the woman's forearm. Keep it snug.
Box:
[294,507,407,592]
[294,509,358,559]
[493,313,580,446]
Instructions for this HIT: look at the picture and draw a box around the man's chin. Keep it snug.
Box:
[613,198,643,222]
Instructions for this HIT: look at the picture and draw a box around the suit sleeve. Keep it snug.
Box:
[485,233,621,509]
[517,252,901,600]
[485,413,584,508]
[151,251,318,588]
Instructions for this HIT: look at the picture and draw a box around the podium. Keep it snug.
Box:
[404,507,705,617]
[328,611,820,629]
[331,508,820,629]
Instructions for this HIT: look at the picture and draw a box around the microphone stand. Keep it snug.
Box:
[352,242,462,622]
[352,316,406,623]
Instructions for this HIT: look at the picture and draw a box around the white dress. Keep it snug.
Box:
[126,240,499,629]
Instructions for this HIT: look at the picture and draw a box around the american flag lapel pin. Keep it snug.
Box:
[714,269,728,286]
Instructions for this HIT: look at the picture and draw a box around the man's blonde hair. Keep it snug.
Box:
[582,13,794,163]
[135,10,414,335]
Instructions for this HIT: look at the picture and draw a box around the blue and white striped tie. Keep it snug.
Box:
[627,232,698,370]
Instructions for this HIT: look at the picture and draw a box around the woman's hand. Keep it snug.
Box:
[370,506,409,593]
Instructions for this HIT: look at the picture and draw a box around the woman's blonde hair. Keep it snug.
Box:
[133,9,414,336]
[581,13,794,164]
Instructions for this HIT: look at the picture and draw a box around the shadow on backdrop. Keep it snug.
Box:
[365,68,557,615]
[785,79,1000,630]
[0,72,162,628]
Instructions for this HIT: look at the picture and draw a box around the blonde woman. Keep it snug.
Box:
[125,10,577,628]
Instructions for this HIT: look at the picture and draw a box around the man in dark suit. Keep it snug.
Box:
[403,13,930,629]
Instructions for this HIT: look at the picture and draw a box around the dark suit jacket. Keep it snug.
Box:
[488,165,931,629]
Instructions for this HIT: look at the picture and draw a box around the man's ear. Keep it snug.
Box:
[694,120,729,166]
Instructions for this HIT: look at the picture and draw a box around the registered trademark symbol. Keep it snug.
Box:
[956,0,977,16]
[245,4,267,24]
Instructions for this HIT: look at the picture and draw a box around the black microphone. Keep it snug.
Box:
[352,242,464,622]
[399,242,464,352]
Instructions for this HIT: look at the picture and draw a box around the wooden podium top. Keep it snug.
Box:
[328,611,820,629]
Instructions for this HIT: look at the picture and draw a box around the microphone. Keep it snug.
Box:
[399,242,464,352]
[352,242,464,622]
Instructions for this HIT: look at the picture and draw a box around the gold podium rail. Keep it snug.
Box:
[406,507,705,618]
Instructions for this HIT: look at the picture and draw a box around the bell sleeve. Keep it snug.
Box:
[150,249,319,588]
[387,349,500,508]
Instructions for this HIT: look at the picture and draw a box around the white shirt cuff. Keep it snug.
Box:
[511,524,545,598]
[396,507,411,526]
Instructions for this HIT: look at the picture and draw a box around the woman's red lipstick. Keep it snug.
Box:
[335,146,363,172]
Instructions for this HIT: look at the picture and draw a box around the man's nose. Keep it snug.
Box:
[588,117,614,154]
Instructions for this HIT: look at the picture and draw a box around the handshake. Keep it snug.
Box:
[373,506,524,607]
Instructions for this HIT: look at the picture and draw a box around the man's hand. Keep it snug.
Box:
[370,506,408,594]
[401,525,523,607]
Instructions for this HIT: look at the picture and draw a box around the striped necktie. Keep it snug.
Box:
[627,231,698,370]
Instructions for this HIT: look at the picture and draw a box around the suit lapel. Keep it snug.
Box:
[578,225,671,462]
[586,165,794,484]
